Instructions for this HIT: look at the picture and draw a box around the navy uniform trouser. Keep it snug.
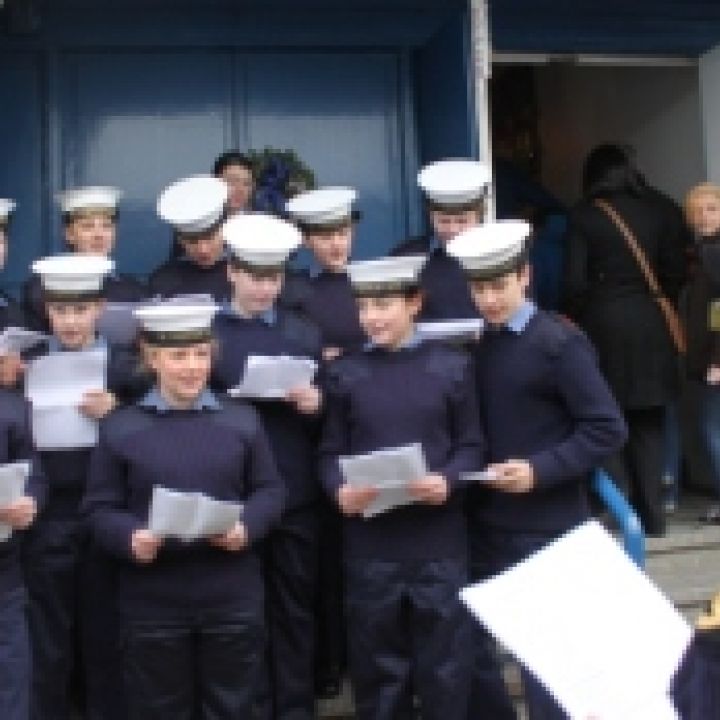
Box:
[122,608,265,720]
[0,586,31,720]
[23,506,125,720]
[345,557,472,720]
[469,528,568,720]
[262,506,319,720]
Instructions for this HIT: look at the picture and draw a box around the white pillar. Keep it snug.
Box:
[700,43,720,182]
[470,0,494,219]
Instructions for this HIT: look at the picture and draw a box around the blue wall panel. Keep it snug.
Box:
[0,52,45,295]
[246,53,405,259]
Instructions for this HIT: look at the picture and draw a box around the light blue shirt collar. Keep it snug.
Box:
[504,300,537,334]
[47,335,108,353]
[139,387,221,413]
[428,234,443,254]
[363,329,422,353]
[220,302,277,326]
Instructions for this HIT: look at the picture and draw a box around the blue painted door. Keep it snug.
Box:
[57,50,407,277]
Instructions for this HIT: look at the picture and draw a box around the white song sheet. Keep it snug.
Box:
[147,486,243,541]
[25,348,107,450]
[0,461,30,541]
[228,355,317,399]
[339,443,428,518]
[460,521,693,720]
[415,319,484,343]
[0,327,48,355]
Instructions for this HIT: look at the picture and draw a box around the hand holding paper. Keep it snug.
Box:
[228,355,317,400]
[339,443,428,518]
[0,327,48,355]
[147,486,243,542]
[0,461,31,541]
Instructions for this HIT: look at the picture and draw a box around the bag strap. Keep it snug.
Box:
[593,198,663,297]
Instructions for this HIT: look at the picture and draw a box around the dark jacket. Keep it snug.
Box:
[683,235,720,381]
[563,192,685,409]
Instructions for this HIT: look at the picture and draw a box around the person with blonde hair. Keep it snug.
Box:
[683,182,720,522]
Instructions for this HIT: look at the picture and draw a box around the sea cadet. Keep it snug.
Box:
[83,301,285,720]
[23,254,147,720]
[149,175,232,302]
[319,254,483,720]
[392,159,490,320]
[447,221,628,720]
[212,213,322,720]
[22,186,146,332]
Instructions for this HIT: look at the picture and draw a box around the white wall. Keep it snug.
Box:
[534,64,705,206]
[700,44,720,185]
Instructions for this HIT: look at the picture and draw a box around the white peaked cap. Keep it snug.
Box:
[0,199,16,223]
[32,254,114,295]
[286,186,357,227]
[134,302,219,341]
[56,186,122,214]
[418,159,491,207]
[446,220,531,278]
[223,213,301,267]
[157,175,229,234]
[346,254,426,295]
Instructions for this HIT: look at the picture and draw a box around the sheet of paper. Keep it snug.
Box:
[228,355,317,399]
[97,303,141,346]
[460,520,692,720]
[25,349,107,449]
[339,443,427,518]
[148,485,242,541]
[0,327,48,355]
[461,469,498,483]
[0,461,29,541]
[415,318,484,343]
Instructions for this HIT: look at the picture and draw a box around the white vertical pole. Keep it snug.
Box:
[470,0,494,220]
[700,44,720,183]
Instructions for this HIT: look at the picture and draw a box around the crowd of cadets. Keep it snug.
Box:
[2,150,677,720]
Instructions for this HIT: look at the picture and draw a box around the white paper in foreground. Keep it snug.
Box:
[339,443,427,518]
[0,327,48,355]
[415,318,484,343]
[460,521,692,720]
[25,349,107,449]
[228,355,317,399]
[0,461,30,541]
[148,486,243,541]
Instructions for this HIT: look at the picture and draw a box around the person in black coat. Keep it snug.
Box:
[682,182,720,522]
[562,144,685,536]
[22,186,147,332]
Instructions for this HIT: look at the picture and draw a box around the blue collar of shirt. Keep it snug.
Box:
[47,335,108,353]
[494,300,537,334]
[428,234,443,254]
[139,387,221,413]
[363,329,422,353]
[220,302,277,326]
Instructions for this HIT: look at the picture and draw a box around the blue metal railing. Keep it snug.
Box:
[593,469,645,568]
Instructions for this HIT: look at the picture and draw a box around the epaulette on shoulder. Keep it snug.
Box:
[326,353,371,391]
[532,312,581,359]
[102,405,156,443]
[211,398,263,436]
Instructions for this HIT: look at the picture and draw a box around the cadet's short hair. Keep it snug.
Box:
[213,150,254,178]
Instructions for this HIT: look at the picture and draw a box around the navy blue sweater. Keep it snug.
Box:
[471,311,628,535]
[212,306,322,512]
[282,269,366,353]
[83,399,285,620]
[391,236,479,321]
[0,390,45,597]
[320,342,483,561]
[22,272,147,332]
[148,257,231,303]
[0,291,26,331]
